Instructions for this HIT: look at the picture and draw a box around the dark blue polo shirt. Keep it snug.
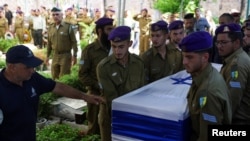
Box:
[0,68,56,141]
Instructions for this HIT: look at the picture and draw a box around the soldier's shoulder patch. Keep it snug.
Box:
[199,96,207,108]
[230,64,238,80]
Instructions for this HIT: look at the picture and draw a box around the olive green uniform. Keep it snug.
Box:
[133,15,152,55]
[188,64,232,141]
[78,39,109,135]
[97,53,146,141]
[220,48,250,124]
[14,16,24,43]
[47,22,78,80]
[141,45,184,83]
[0,17,8,39]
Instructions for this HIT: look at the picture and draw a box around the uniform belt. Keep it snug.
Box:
[55,51,71,54]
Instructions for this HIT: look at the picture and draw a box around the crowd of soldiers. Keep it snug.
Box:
[1,2,250,141]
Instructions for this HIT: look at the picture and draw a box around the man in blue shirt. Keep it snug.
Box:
[194,8,210,32]
[0,45,104,141]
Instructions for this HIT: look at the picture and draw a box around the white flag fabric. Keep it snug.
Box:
[111,63,222,141]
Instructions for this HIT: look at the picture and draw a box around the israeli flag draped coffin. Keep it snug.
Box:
[112,63,222,141]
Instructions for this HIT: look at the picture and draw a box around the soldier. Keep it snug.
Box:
[133,8,152,55]
[63,7,78,33]
[46,7,78,80]
[215,23,250,125]
[180,31,232,141]
[78,17,114,135]
[76,8,93,40]
[14,11,25,43]
[0,7,8,39]
[141,20,183,83]
[168,20,185,51]
[96,26,146,141]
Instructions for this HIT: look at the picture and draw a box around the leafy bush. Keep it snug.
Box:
[36,123,101,141]
[0,58,5,69]
[79,22,96,50]
[36,124,81,141]
[0,38,19,53]
[58,65,86,92]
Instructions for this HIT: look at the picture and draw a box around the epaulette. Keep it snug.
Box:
[131,53,144,63]
[98,56,110,67]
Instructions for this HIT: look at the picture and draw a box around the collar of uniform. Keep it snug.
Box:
[93,39,103,50]
[152,45,170,56]
[192,63,213,87]
[109,53,136,65]
[223,48,243,65]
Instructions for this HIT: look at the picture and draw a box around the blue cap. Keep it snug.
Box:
[179,31,212,52]
[215,23,242,35]
[151,20,168,32]
[51,7,61,12]
[108,26,131,42]
[169,20,184,30]
[6,45,43,67]
[95,17,114,26]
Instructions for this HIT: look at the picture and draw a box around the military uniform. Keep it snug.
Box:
[97,53,145,141]
[220,48,250,123]
[180,31,232,141]
[97,26,146,141]
[14,15,24,43]
[133,11,152,55]
[0,17,8,39]
[78,17,114,135]
[78,40,109,135]
[215,23,250,125]
[47,21,77,80]
[141,45,183,83]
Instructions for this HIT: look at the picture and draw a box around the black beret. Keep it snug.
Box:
[51,7,61,12]
[179,31,212,52]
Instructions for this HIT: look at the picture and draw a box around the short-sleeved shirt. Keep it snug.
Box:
[141,45,184,83]
[188,64,232,141]
[0,69,56,141]
[47,22,78,57]
[220,48,250,120]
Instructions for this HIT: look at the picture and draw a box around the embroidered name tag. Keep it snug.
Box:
[229,81,241,88]
[202,113,217,123]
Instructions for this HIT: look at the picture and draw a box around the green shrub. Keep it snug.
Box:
[0,38,19,53]
[36,124,81,141]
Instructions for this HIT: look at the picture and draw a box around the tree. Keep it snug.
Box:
[153,0,200,15]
